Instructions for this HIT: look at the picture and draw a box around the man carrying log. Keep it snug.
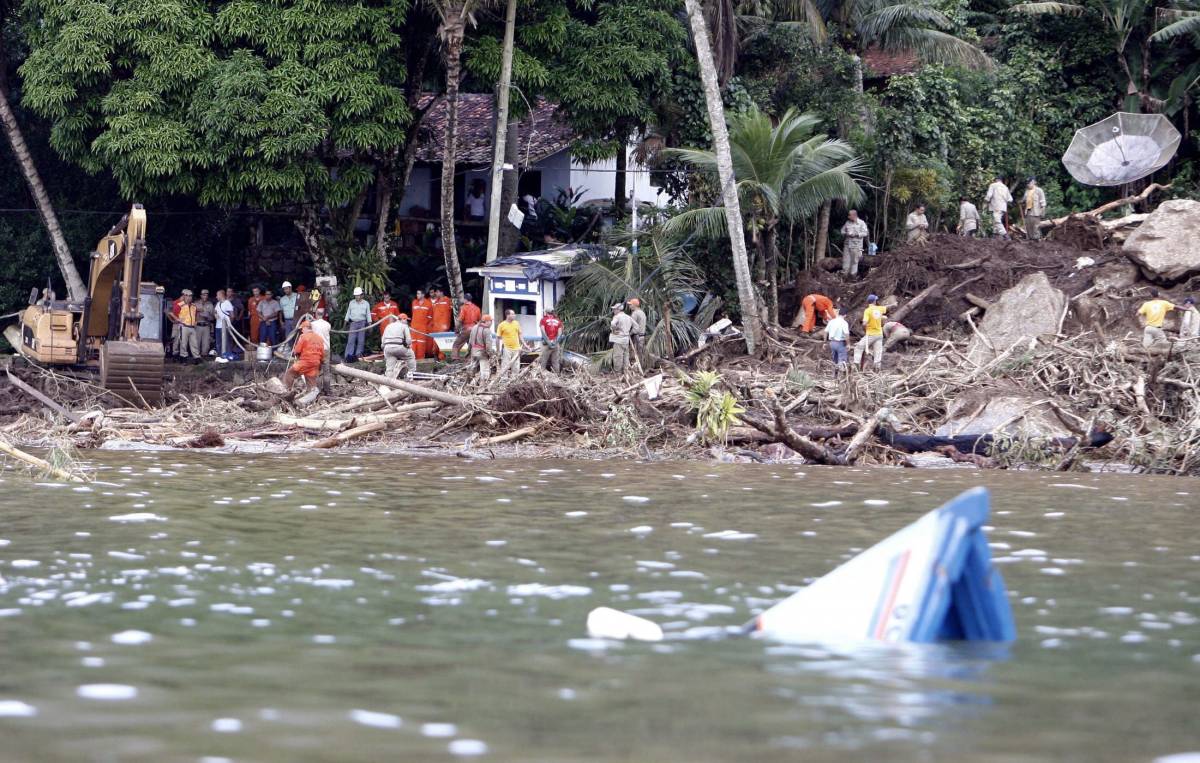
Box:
[1138,289,1176,351]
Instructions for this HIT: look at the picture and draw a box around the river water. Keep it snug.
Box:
[0,453,1198,762]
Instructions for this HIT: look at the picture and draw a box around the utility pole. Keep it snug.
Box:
[485,0,518,263]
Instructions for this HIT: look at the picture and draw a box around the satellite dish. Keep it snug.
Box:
[1062,112,1181,186]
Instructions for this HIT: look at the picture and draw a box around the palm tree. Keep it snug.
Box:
[664,105,864,325]
[555,230,721,361]
[683,0,762,354]
[427,0,487,314]
[0,0,86,302]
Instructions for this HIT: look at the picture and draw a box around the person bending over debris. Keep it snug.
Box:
[381,314,416,380]
[1023,178,1047,241]
[985,176,1013,239]
[274,319,325,405]
[800,293,834,333]
[608,302,634,373]
[853,294,888,371]
[1138,290,1176,350]
[839,209,869,277]
[1179,297,1198,340]
[905,205,929,243]
[539,307,564,373]
[958,196,981,237]
[825,307,850,373]
[469,314,496,383]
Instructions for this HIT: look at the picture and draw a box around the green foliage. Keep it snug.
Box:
[18,0,412,208]
[684,370,744,444]
[337,246,392,298]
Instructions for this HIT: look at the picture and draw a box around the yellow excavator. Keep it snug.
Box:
[5,204,165,405]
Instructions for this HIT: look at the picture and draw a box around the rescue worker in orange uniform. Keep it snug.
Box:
[428,287,451,360]
[279,319,326,402]
[372,291,401,336]
[800,293,835,333]
[410,289,434,360]
[452,294,482,358]
[247,286,265,344]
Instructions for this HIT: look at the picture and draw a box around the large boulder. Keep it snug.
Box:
[1124,199,1200,282]
[935,391,1073,439]
[966,272,1066,364]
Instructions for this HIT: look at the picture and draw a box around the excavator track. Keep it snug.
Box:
[99,341,164,407]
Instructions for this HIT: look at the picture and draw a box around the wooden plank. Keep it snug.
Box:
[5,370,82,423]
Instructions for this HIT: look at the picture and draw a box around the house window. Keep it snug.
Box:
[519,171,543,200]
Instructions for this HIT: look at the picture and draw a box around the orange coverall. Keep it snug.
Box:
[801,294,835,333]
[431,296,453,332]
[410,297,434,359]
[247,294,264,343]
[372,300,401,335]
[290,331,326,378]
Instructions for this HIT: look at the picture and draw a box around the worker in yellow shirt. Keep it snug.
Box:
[853,294,888,371]
[496,309,530,382]
[1137,289,1176,351]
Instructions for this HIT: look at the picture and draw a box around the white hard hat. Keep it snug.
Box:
[353,287,364,296]
[281,280,292,289]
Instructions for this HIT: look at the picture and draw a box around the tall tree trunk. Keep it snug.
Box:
[485,0,517,264]
[497,117,521,260]
[439,16,467,311]
[294,204,330,273]
[0,70,87,302]
[683,0,761,354]
[614,143,628,217]
[764,224,779,326]
[814,201,831,268]
[851,54,870,134]
[342,182,370,242]
[374,152,395,264]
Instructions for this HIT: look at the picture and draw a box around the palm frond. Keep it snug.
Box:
[880,26,993,69]
[661,206,732,241]
[859,2,953,38]
[781,159,868,221]
[1008,2,1087,15]
[1152,9,1200,40]
[774,0,830,42]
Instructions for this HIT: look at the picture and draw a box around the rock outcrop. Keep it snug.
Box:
[935,391,1073,439]
[1124,199,1200,282]
[966,272,1066,363]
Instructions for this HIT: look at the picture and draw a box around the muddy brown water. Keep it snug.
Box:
[0,453,1198,762]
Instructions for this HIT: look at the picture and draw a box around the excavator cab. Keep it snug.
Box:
[11,204,165,405]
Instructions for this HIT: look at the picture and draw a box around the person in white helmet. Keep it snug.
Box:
[344,286,370,362]
[279,281,298,338]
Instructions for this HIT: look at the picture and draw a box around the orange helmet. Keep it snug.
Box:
[480,313,493,322]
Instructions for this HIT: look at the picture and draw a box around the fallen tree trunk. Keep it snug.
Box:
[474,424,538,446]
[839,408,887,465]
[6,370,82,424]
[308,420,389,449]
[322,389,411,414]
[276,401,439,432]
[1040,182,1171,231]
[889,279,946,325]
[333,364,470,407]
[0,438,83,482]
[740,390,842,464]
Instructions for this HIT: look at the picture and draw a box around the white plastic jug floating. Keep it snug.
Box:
[256,343,272,362]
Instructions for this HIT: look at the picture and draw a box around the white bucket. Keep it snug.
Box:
[256,343,272,362]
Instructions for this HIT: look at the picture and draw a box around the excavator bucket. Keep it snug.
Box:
[99,341,164,407]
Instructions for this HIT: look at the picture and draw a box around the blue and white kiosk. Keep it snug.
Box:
[464,245,609,346]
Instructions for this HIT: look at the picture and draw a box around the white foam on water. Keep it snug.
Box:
[1099,606,1134,616]
[702,530,758,541]
[476,476,504,483]
[1040,568,1066,576]
[313,634,336,644]
[1014,549,1048,557]
[311,579,355,589]
[349,709,402,729]
[485,540,507,547]
[1050,483,1097,490]
[810,501,842,507]
[565,511,588,517]
[495,498,512,504]
[629,526,653,535]
[637,561,674,570]
[82,657,104,667]
[0,700,37,717]
[863,499,889,506]
[506,583,591,599]
[108,513,166,523]
[1008,530,1038,538]
[10,560,39,568]
[107,551,144,561]
[0,539,9,547]
[623,496,650,503]
[111,630,153,645]
[669,522,693,528]
[449,739,489,757]
[422,722,458,738]
[418,579,490,593]
[77,684,137,700]
[1154,754,1200,763]
[211,718,243,733]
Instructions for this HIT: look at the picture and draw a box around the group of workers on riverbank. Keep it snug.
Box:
[801,292,899,373]
[1137,291,1200,350]
[838,176,1050,280]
